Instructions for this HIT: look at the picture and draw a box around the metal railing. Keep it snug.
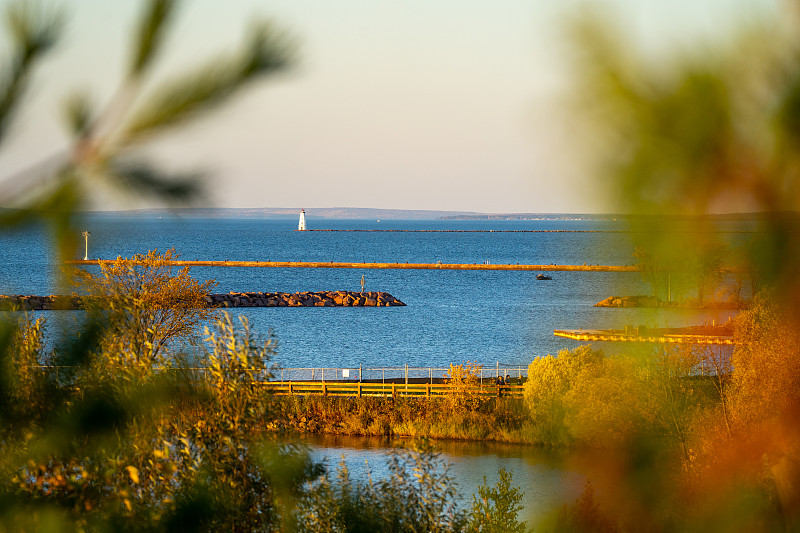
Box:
[260,381,524,398]
[272,364,528,384]
[31,363,529,385]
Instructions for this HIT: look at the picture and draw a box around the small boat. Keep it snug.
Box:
[536,273,552,280]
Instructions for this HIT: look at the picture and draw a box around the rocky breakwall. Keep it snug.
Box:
[209,291,405,307]
[595,295,657,308]
[0,291,406,310]
[0,295,84,310]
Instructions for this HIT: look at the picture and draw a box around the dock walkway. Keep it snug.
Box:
[554,329,734,345]
[259,381,524,398]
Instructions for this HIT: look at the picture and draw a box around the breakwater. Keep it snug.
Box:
[207,291,404,307]
[66,259,637,272]
[554,327,734,345]
[0,291,405,310]
[304,229,624,233]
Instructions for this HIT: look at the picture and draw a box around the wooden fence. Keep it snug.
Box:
[258,381,524,399]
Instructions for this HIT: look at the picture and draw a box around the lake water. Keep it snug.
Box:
[0,216,737,369]
[0,215,739,520]
[304,434,585,525]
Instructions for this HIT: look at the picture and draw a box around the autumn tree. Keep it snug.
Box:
[726,294,800,429]
[561,4,800,529]
[443,361,484,412]
[0,312,50,435]
[523,346,641,446]
[72,248,216,378]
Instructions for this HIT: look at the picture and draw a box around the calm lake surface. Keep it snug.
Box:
[303,434,585,524]
[0,215,739,516]
[0,216,737,368]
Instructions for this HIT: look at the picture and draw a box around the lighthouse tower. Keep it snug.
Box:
[298,209,307,231]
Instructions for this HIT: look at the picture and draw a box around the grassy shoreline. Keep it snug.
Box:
[262,394,539,445]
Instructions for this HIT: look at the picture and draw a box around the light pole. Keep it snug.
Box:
[82,231,91,260]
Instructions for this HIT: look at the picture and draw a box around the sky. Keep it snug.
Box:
[0,0,780,213]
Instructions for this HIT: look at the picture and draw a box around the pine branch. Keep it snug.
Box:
[0,1,63,145]
[129,0,178,78]
[119,21,292,144]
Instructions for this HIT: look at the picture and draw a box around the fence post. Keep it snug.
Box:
[359,364,362,383]
[392,383,396,399]
[322,368,325,382]
[405,364,408,386]
[426,383,430,397]
[358,383,362,398]
[429,368,432,384]
[289,382,293,395]
[322,382,327,396]
[496,361,499,378]
[382,368,385,384]
[312,368,315,380]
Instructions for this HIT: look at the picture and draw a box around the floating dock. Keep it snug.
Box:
[66,259,637,272]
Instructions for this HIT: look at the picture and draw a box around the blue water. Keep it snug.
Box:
[0,215,740,520]
[305,434,585,524]
[0,216,737,368]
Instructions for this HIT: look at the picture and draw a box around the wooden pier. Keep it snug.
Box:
[66,259,637,272]
[258,381,524,398]
[554,329,734,345]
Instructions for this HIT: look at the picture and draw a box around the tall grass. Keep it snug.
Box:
[264,394,537,444]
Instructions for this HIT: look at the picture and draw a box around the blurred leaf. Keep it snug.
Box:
[108,160,204,203]
[62,91,94,138]
[62,318,106,366]
[129,0,177,78]
[0,320,17,417]
[0,1,63,144]
[120,21,291,143]
[240,22,295,78]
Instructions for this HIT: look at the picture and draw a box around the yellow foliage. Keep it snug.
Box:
[444,361,484,412]
[126,466,139,484]
[72,248,216,373]
[525,346,645,446]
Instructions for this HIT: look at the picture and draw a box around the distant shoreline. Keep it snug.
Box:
[4,206,791,221]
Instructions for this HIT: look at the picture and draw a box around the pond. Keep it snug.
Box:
[303,434,586,524]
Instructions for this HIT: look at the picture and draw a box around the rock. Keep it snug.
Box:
[0,290,406,310]
[595,295,659,308]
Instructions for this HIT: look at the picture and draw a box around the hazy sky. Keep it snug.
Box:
[0,0,779,213]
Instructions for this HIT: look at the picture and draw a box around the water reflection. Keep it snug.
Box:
[303,434,586,523]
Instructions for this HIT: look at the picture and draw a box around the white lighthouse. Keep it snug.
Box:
[298,209,307,231]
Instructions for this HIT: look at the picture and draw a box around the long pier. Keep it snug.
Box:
[66,259,637,272]
[259,381,524,398]
[304,229,622,233]
[554,329,734,345]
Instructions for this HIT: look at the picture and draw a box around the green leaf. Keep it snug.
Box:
[120,21,292,143]
[0,1,63,144]
[62,91,94,138]
[108,159,204,203]
[129,0,178,77]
